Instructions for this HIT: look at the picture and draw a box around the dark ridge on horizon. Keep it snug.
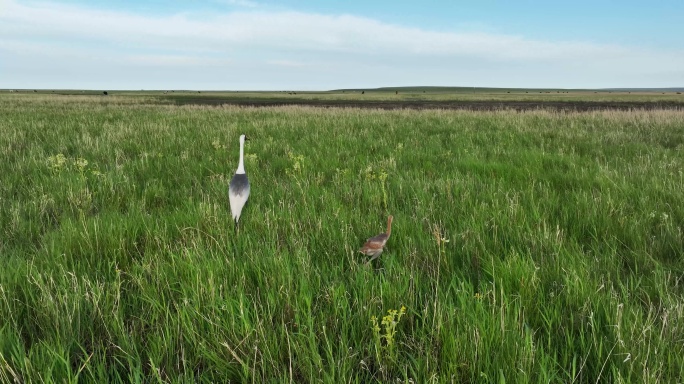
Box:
[332,86,684,93]
[602,87,684,92]
[3,87,683,93]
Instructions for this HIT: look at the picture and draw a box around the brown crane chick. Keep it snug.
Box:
[360,215,393,264]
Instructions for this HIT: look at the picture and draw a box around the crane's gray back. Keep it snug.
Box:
[229,173,250,196]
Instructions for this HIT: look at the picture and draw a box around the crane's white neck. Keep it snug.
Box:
[236,136,246,174]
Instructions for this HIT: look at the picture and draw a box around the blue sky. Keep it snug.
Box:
[1,0,683,90]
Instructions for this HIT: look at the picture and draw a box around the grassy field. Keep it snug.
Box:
[1,93,683,382]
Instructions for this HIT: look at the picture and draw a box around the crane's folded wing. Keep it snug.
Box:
[363,233,389,249]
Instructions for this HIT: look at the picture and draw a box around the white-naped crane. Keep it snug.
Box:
[229,134,250,230]
[360,215,393,264]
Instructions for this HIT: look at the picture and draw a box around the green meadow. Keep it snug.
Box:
[1,93,683,382]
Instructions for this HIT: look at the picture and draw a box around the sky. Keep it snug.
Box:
[1,0,683,90]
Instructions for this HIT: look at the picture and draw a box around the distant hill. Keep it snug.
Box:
[602,87,684,93]
[333,86,684,93]
[332,86,570,93]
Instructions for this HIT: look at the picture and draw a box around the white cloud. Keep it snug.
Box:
[267,59,310,68]
[126,55,233,67]
[0,0,635,60]
[213,0,260,8]
[0,0,682,89]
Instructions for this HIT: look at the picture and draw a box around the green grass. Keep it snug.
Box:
[1,94,683,382]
